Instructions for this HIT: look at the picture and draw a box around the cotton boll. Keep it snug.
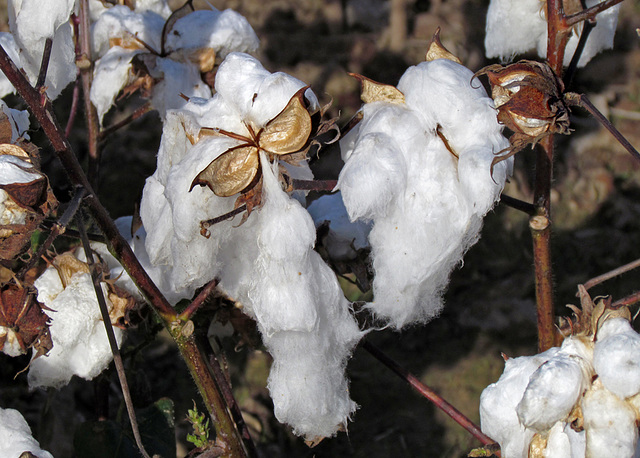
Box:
[91,47,143,125]
[480,348,559,458]
[0,101,30,142]
[165,9,259,58]
[29,268,123,389]
[337,130,407,222]
[307,192,371,262]
[485,0,546,63]
[0,408,53,458]
[582,379,639,458]
[593,317,640,399]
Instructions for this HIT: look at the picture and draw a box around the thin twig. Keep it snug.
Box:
[564,92,640,163]
[17,186,87,279]
[65,78,82,139]
[178,278,219,321]
[99,103,153,140]
[208,352,258,458]
[76,211,151,458]
[564,19,595,87]
[500,194,536,215]
[201,205,247,229]
[35,38,53,90]
[583,257,640,291]
[565,0,625,27]
[362,340,501,454]
[613,291,640,309]
[291,178,338,192]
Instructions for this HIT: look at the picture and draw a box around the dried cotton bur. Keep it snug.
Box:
[336,37,512,329]
[139,52,363,440]
[474,60,571,168]
[480,287,640,457]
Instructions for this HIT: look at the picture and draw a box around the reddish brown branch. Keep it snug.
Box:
[99,103,153,140]
[178,278,219,321]
[565,0,625,27]
[35,38,53,90]
[583,257,640,291]
[362,340,500,453]
[291,178,338,192]
[613,291,640,308]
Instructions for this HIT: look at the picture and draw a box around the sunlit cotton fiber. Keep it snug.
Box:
[139,53,363,438]
[0,407,53,458]
[338,58,511,329]
[485,0,620,67]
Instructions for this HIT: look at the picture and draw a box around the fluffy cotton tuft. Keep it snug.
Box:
[28,262,123,389]
[8,0,76,99]
[139,53,363,438]
[337,58,511,329]
[485,0,621,67]
[0,408,53,458]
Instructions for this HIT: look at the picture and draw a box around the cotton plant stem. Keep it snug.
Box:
[172,332,248,458]
[78,0,101,190]
[0,44,249,456]
[565,0,626,27]
[77,212,151,458]
[362,341,500,454]
[99,103,153,140]
[613,291,640,308]
[35,38,53,90]
[291,178,338,191]
[178,277,219,321]
[500,194,536,216]
[583,257,640,291]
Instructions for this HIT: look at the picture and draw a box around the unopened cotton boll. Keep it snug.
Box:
[338,58,511,329]
[593,317,640,399]
[0,408,53,458]
[479,348,559,458]
[28,266,123,389]
[582,379,639,457]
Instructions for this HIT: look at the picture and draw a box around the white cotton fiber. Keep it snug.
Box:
[479,348,558,458]
[307,192,371,262]
[593,318,640,399]
[8,0,75,99]
[29,267,123,389]
[0,33,21,97]
[164,9,259,58]
[0,408,53,458]
[485,0,621,67]
[582,379,639,458]
[140,53,364,438]
[338,59,511,329]
[516,337,593,432]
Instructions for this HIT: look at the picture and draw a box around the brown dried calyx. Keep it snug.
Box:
[0,115,57,262]
[0,278,52,358]
[190,86,334,204]
[559,285,631,339]
[474,60,572,168]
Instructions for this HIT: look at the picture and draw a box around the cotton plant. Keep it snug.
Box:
[336,41,513,329]
[90,2,259,123]
[480,289,640,457]
[485,0,621,67]
[27,247,136,389]
[0,407,53,458]
[139,52,363,439]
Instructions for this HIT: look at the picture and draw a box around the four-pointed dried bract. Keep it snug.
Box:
[475,60,571,166]
[0,280,52,357]
[190,86,315,197]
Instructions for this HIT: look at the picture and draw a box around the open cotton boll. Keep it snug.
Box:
[582,379,639,457]
[29,267,123,389]
[0,408,53,458]
[338,59,510,329]
[307,192,371,262]
[593,317,640,399]
[485,0,620,68]
[479,348,559,458]
[164,9,259,58]
[0,100,30,142]
[8,0,75,99]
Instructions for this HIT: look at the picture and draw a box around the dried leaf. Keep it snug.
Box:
[425,28,461,63]
[183,47,216,73]
[349,73,405,104]
[191,146,260,197]
[0,112,12,144]
[259,87,313,155]
[0,144,31,161]
[107,283,136,328]
[53,252,91,288]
